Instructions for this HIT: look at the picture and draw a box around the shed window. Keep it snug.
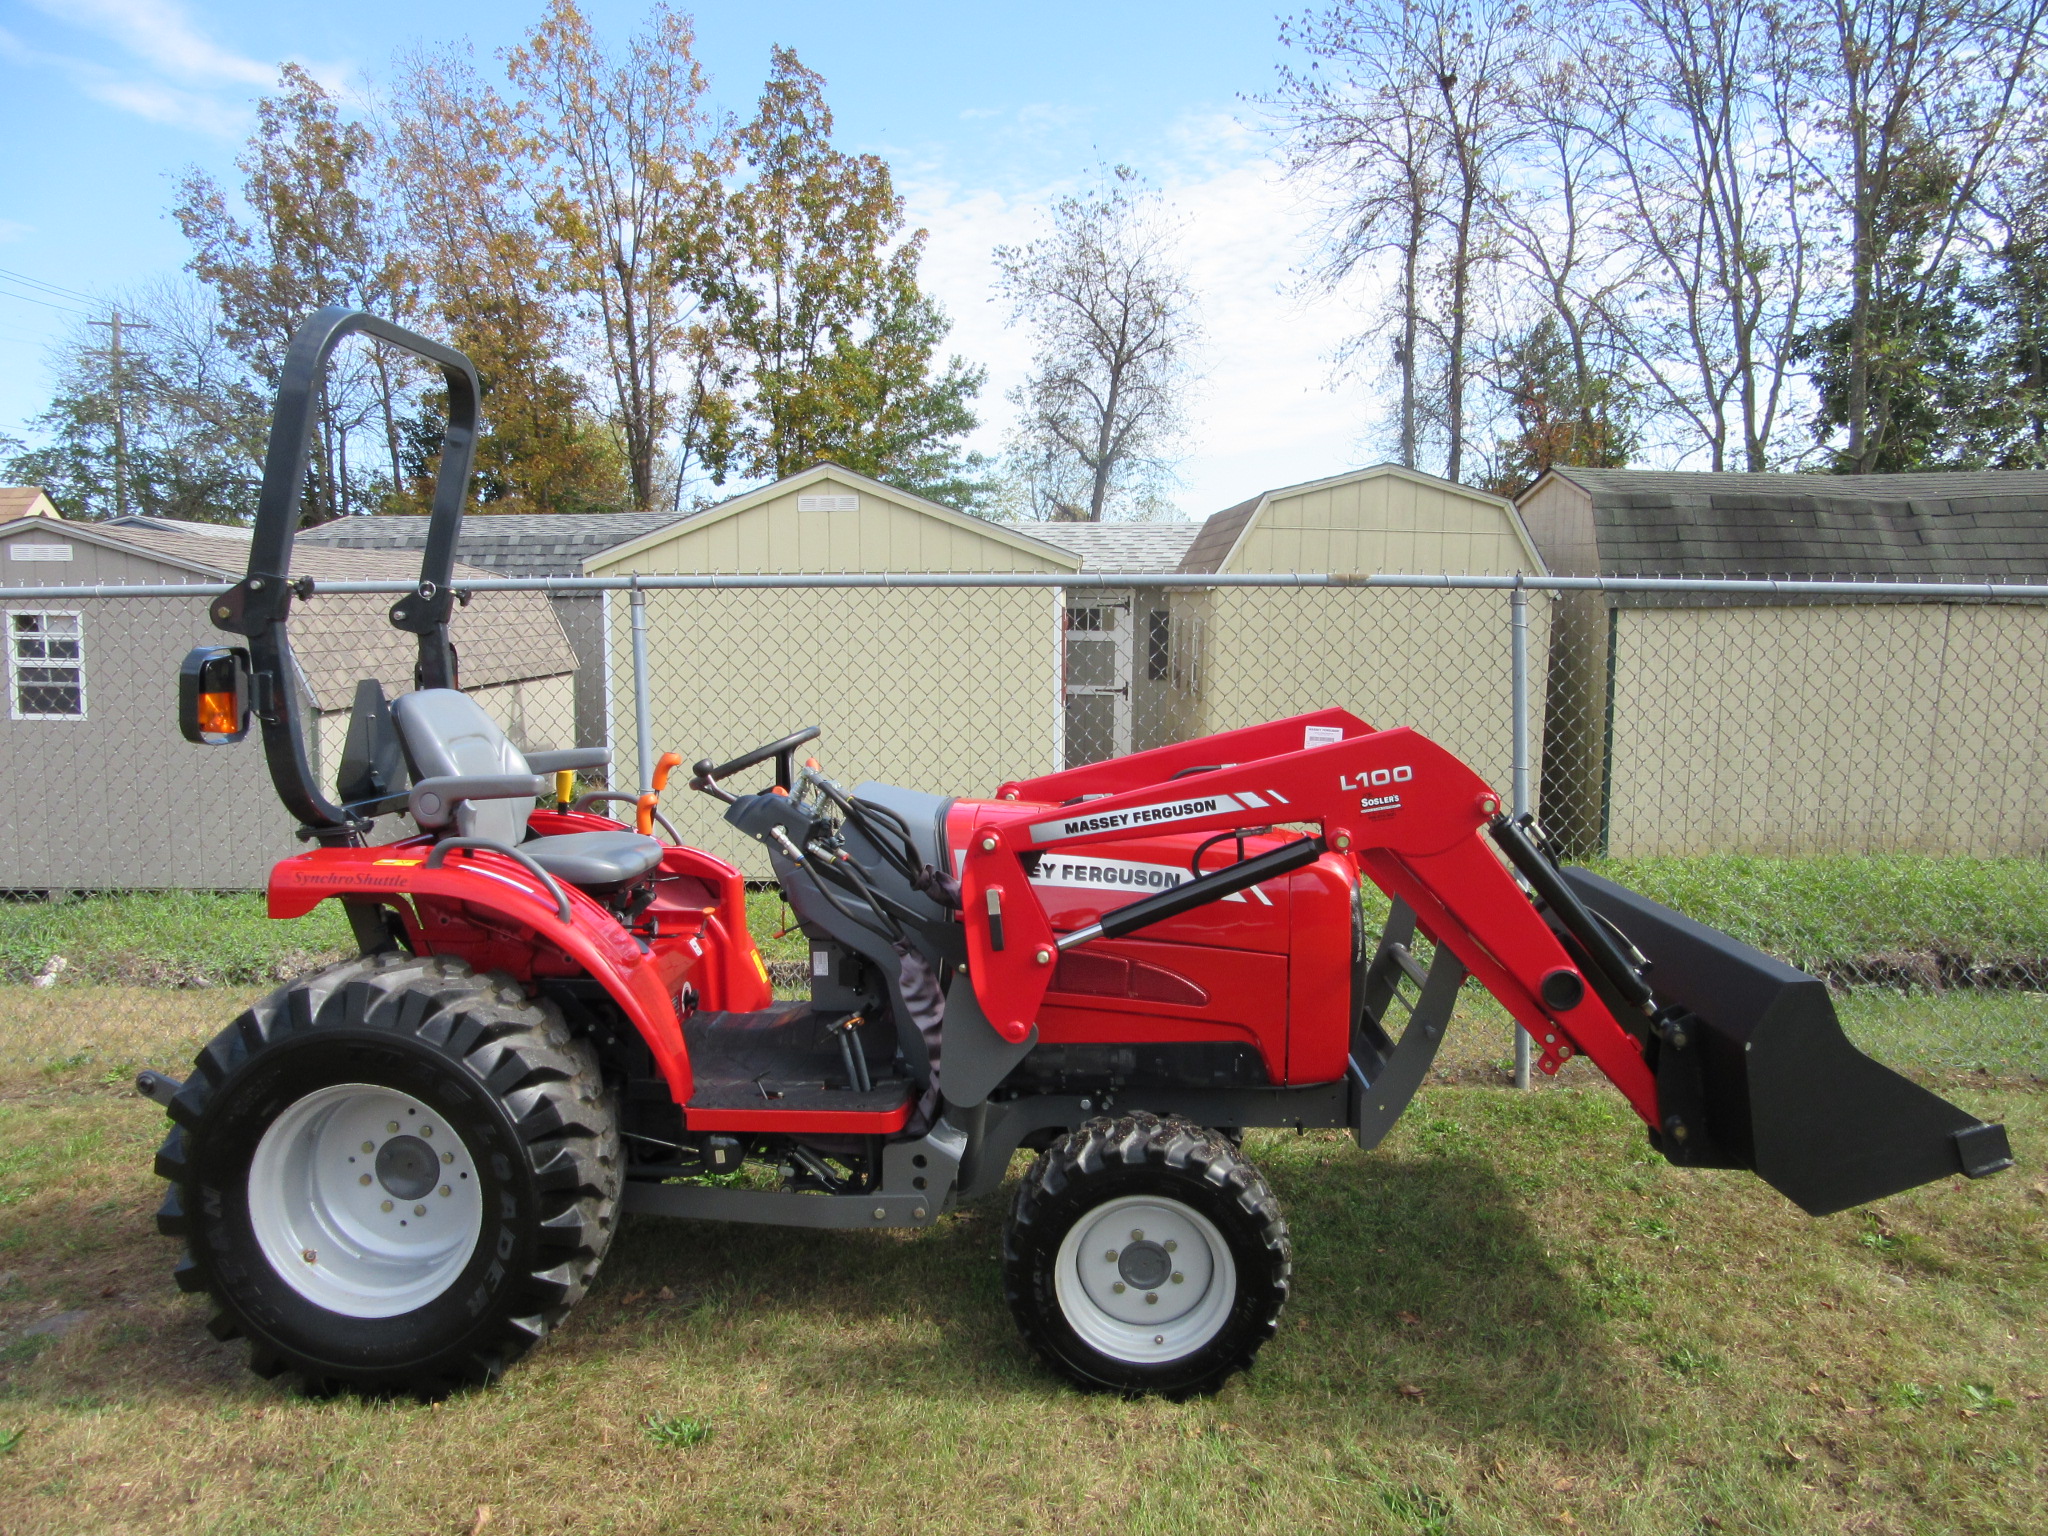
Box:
[1146,610,1170,681]
[9,611,85,719]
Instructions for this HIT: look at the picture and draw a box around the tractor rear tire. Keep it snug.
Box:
[1003,1112,1290,1398]
[152,951,620,1395]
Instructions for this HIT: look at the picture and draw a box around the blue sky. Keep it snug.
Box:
[0,1,1379,516]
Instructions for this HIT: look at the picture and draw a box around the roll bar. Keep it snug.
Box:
[208,307,481,840]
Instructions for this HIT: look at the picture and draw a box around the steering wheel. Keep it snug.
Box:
[689,726,822,802]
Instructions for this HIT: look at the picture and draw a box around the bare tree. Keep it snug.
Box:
[1564,0,1812,471]
[1275,0,1529,481]
[994,172,1200,521]
[1276,13,1443,468]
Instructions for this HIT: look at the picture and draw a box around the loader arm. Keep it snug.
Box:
[959,726,1662,1127]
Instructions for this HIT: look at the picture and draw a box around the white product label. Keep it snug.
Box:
[7,544,72,561]
[1030,792,1244,844]
[1303,724,1342,749]
[812,949,831,976]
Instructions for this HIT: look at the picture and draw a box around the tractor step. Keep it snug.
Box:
[683,1002,913,1132]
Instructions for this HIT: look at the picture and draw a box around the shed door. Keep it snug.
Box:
[1064,597,1133,765]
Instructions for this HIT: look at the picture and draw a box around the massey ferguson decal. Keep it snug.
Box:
[1029,853,1267,904]
[1030,792,1250,843]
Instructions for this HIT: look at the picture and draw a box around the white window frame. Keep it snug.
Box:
[8,609,87,721]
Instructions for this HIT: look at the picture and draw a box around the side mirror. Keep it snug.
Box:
[179,645,252,744]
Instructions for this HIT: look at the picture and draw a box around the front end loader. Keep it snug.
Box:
[145,310,2011,1400]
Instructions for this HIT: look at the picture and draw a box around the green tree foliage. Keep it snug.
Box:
[2,282,267,522]
[704,48,987,504]
[1794,146,1990,472]
[1482,316,1635,497]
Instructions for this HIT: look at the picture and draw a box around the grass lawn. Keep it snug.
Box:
[0,986,2041,1535]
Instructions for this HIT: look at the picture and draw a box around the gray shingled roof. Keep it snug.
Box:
[995,521,1199,573]
[1178,494,1263,573]
[298,511,690,578]
[1550,469,2048,578]
[85,523,577,709]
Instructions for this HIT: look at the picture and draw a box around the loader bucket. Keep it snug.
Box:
[1559,868,2013,1217]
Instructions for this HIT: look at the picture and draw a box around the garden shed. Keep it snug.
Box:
[0,517,577,890]
[1168,464,1550,796]
[1517,468,2048,857]
[300,509,693,750]
[583,464,1080,869]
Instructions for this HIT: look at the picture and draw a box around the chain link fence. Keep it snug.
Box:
[4,569,2047,1020]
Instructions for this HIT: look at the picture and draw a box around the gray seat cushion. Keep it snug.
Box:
[524,831,664,888]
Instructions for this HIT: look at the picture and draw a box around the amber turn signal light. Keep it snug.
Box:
[178,645,252,745]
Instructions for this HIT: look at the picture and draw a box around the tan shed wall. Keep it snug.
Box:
[1233,476,1538,576]
[1176,587,1549,795]
[609,587,1065,873]
[592,476,1071,872]
[1605,604,2048,856]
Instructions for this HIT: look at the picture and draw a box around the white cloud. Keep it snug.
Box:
[28,0,272,86]
[901,108,1390,520]
[6,0,348,138]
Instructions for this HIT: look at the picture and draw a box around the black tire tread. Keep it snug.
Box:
[153,950,621,1394]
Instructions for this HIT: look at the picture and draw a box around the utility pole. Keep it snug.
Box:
[85,310,152,519]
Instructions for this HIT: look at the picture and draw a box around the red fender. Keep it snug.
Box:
[267,837,702,1105]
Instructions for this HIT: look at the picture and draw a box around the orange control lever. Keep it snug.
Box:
[652,752,683,794]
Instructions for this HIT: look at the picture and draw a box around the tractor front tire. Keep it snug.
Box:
[1003,1113,1290,1398]
[153,951,620,1395]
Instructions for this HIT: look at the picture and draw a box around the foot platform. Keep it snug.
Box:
[683,1003,913,1132]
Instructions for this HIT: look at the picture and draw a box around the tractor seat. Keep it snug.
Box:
[390,689,662,889]
[522,832,661,887]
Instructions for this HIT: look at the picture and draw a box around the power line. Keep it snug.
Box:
[0,265,103,307]
[0,282,93,318]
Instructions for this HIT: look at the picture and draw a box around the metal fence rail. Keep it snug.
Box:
[6,565,2045,1080]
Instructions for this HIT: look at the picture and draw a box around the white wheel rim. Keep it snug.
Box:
[1053,1194,1237,1365]
[248,1083,485,1319]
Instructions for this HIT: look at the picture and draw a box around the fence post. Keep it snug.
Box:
[1510,580,1533,1091]
[629,582,655,796]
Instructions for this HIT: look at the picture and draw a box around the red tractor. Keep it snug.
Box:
[148,311,2011,1399]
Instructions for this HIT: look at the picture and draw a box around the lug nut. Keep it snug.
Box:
[1112,1282,1126,1294]
[442,1152,454,1164]
[413,1204,427,1216]
[1164,1240,1177,1253]
[359,1174,372,1186]
[361,1141,374,1154]
[387,1121,400,1133]
[1145,1293,1158,1305]
[422,1126,433,1137]
[439,1185,451,1197]
[380,1200,393,1212]
[1105,1250,1119,1263]
[1130,1229,1145,1241]
[1171,1272,1185,1285]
